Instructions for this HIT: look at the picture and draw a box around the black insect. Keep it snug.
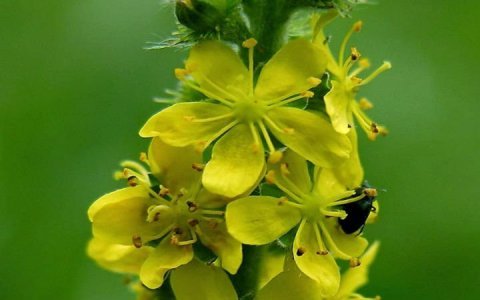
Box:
[338,185,377,234]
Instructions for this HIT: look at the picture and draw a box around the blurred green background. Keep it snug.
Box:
[1,1,479,299]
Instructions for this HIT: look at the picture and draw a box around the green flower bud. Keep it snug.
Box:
[175,0,238,34]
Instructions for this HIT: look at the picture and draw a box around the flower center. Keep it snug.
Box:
[233,96,266,123]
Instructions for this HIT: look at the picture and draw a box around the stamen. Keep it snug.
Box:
[199,209,224,216]
[153,97,176,104]
[358,61,392,87]
[132,235,142,248]
[159,186,170,197]
[339,21,362,66]
[185,112,234,123]
[279,197,304,209]
[121,161,150,182]
[262,115,290,135]
[146,205,170,222]
[318,221,353,260]
[325,190,356,203]
[320,208,348,219]
[351,47,361,61]
[150,224,175,241]
[364,188,378,197]
[313,223,328,255]
[307,77,322,87]
[257,121,280,162]
[267,93,311,109]
[248,122,262,153]
[295,218,307,256]
[349,257,361,268]
[242,38,257,96]
[326,193,365,207]
[186,201,198,212]
[174,68,190,80]
[139,152,149,166]
[359,97,374,110]
[183,80,234,107]
[271,176,305,204]
[176,229,198,246]
[191,163,205,172]
[127,176,138,187]
[196,73,242,103]
[265,170,276,184]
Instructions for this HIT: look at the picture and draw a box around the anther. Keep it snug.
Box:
[351,76,363,85]
[351,47,361,61]
[316,250,329,255]
[183,115,195,121]
[127,176,138,187]
[301,91,314,98]
[359,98,374,110]
[139,152,148,162]
[192,163,205,172]
[268,151,283,164]
[280,163,290,176]
[283,127,295,134]
[265,170,276,184]
[359,58,371,68]
[171,235,179,245]
[364,188,378,197]
[353,20,363,32]
[159,187,170,197]
[186,201,198,212]
[173,227,183,235]
[178,188,188,198]
[371,122,379,133]
[188,218,199,227]
[278,196,289,206]
[132,235,142,248]
[307,77,322,87]
[242,38,258,49]
[174,68,189,80]
[349,257,361,268]
[296,247,306,256]
[194,141,207,153]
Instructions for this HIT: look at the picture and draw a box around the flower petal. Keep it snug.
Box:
[148,137,202,195]
[318,129,364,190]
[256,257,329,300]
[293,221,340,296]
[197,220,242,274]
[267,107,351,168]
[88,187,174,245]
[255,39,327,100]
[269,149,312,194]
[226,196,301,245]
[139,102,234,148]
[203,124,265,198]
[139,236,193,289]
[87,238,152,274]
[186,40,249,101]
[336,242,380,298]
[171,260,238,300]
[324,80,352,134]
[324,218,369,259]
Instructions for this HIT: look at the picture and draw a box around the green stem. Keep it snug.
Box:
[230,245,265,300]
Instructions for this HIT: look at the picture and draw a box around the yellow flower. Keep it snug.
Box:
[140,38,351,198]
[225,150,373,297]
[88,138,242,289]
[313,13,391,140]
[256,242,381,300]
[130,260,238,300]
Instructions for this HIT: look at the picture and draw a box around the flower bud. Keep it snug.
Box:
[175,0,238,34]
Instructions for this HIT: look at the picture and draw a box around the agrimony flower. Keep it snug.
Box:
[140,38,351,198]
[88,138,242,289]
[226,150,372,296]
[256,242,381,300]
[313,13,391,139]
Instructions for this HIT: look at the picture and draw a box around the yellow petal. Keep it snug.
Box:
[336,242,380,298]
[225,196,302,245]
[293,221,340,296]
[256,256,329,300]
[139,236,193,289]
[257,248,285,290]
[139,102,234,148]
[314,129,363,196]
[324,80,353,134]
[269,149,312,194]
[187,40,249,101]
[197,220,243,274]
[88,187,174,245]
[171,260,238,300]
[324,218,369,259]
[267,107,351,168]
[203,124,265,198]
[87,238,152,274]
[148,137,202,195]
[255,39,327,100]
